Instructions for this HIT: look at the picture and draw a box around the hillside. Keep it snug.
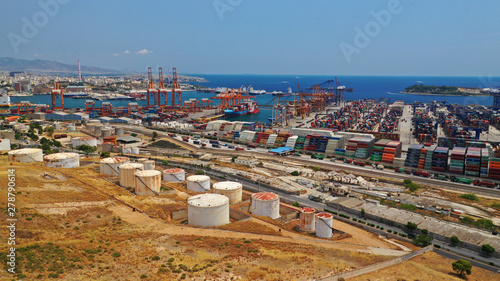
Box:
[0,57,122,74]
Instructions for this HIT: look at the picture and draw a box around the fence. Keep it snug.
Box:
[317,245,433,281]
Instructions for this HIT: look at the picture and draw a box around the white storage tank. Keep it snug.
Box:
[101,128,112,138]
[131,147,140,154]
[71,137,97,148]
[67,125,76,132]
[100,157,130,176]
[94,125,104,135]
[213,181,243,204]
[8,148,44,163]
[163,168,186,182]
[188,194,230,227]
[134,170,162,195]
[186,175,211,192]
[89,119,100,124]
[119,163,144,188]
[115,128,125,136]
[44,153,80,168]
[299,207,316,232]
[0,138,11,151]
[251,192,280,219]
[315,213,333,238]
[137,158,148,163]
[54,122,61,130]
[143,160,155,170]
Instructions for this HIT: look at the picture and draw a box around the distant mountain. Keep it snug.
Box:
[0,57,123,74]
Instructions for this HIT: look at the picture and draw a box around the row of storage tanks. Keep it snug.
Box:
[86,123,125,137]
[9,151,333,237]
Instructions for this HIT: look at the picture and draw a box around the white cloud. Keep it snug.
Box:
[135,49,152,55]
[113,53,119,57]
[122,50,130,54]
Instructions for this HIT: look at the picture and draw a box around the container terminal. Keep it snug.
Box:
[2,74,500,279]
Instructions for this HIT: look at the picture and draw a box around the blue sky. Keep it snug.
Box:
[1,0,499,76]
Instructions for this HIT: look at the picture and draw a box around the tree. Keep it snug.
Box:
[361,208,366,218]
[195,170,205,175]
[45,126,54,137]
[406,221,418,232]
[293,201,300,207]
[403,179,412,185]
[152,132,158,141]
[421,229,429,235]
[76,144,97,155]
[474,218,494,230]
[290,171,300,176]
[413,234,433,247]
[481,244,495,256]
[100,151,110,158]
[10,143,18,150]
[231,156,237,163]
[450,236,460,246]
[461,216,475,226]
[452,259,472,277]
[406,182,419,192]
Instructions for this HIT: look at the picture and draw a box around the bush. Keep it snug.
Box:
[481,244,495,256]
[388,229,392,233]
[406,222,418,232]
[313,166,321,171]
[461,216,475,225]
[400,204,417,211]
[474,218,494,230]
[459,193,479,201]
[112,252,121,258]
[450,235,460,246]
[403,179,413,185]
[421,229,429,235]
[195,170,205,175]
[413,234,433,247]
[290,171,300,176]
[406,182,420,192]
[293,201,300,207]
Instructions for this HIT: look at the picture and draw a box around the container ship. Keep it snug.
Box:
[224,100,260,116]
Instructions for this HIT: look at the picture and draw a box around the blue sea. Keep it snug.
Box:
[12,75,500,124]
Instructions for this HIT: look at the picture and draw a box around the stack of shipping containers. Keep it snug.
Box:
[431,147,449,172]
[449,147,467,174]
[489,158,500,180]
[465,147,481,177]
[481,148,490,178]
[405,144,424,168]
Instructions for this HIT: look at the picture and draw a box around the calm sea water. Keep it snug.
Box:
[12,75,500,124]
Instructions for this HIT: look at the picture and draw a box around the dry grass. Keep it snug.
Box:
[217,220,283,236]
[349,251,500,281]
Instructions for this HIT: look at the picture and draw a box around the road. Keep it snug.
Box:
[123,125,500,198]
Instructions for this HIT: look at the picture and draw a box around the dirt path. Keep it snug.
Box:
[109,204,407,256]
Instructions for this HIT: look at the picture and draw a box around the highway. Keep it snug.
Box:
[122,125,500,198]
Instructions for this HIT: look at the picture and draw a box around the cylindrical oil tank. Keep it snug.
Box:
[299,207,316,232]
[101,128,112,138]
[251,192,280,219]
[88,119,100,124]
[8,148,44,163]
[103,136,117,146]
[116,128,125,135]
[213,181,243,204]
[163,168,186,182]
[67,125,76,132]
[143,160,155,170]
[315,213,333,238]
[44,153,80,168]
[131,147,140,154]
[100,157,130,176]
[186,175,211,192]
[188,194,229,227]
[137,158,148,163]
[119,163,144,188]
[86,124,96,132]
[94,125,104,135]
[71,137,97,148]
[54,122,61,130]
[134,170,161,195]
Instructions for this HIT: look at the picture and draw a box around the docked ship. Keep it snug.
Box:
[224,100,260,116]
[0,93,11,107]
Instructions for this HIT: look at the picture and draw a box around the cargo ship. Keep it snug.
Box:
[224,100,260,116]
[0,93,11,107]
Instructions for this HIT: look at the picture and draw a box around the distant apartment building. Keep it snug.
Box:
[14,80,30,92]
[65,85,88,92]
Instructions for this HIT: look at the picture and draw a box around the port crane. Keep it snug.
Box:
[146,67,156,107]
[157,67,168,107]
[51,82,64,110]
[171,67,182,107]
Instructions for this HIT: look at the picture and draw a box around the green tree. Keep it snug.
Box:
[313,166,321,171]
[406,221,418,232]
[290,171,300,176]
[474,219,494,230]
[461,216,475,226]
[10,143,18,150]
[459,193,479,201]
[152,132,158,141]
[231,156,237,163]
[403,179,412,185]
[131,133,138,137]
[481,244,495,256]
[195,170,205,175]
[361,208,366,218]
[100,151,110,158]
[76,144,97,155]
[413,234,433,247]
[421,229,429,235]
[452,259,472,277]
[406,182,419,192]
[293,201,300,207]
[450,236,460,246]
[45,126,54,137]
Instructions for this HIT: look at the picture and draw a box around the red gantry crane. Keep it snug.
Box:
[157,67,168,107]
[171,67,182,107]
[146,67,156,107]
[51,82,64,110]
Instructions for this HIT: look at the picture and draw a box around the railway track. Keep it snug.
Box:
[122,126,500,198]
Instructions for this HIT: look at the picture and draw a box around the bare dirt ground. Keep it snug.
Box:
[349,251,500,281]
[0,157,411,280]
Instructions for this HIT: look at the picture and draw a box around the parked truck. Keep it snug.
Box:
[311,154,324,160]
[474,180,495,188]
[209,140,219,145]
[413,170,431,177]
[353,160,366,166]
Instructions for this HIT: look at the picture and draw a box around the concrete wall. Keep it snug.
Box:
[172,209,188,221]
[318,245,433,281]
[229,208,252,222]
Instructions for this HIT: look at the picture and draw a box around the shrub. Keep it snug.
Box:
[195,170,205,175]
[450,236,460,246]
[421,229,429,234]
[403,179,412,185]
[293,201,300,207]
[461,216,475,225]
[152,256,160,261]
[481,244,495,256]
[459,193,479,201]
[406,182,419,192]
[313,166,321,171]
[140,274,147,279]
[388,230,392,233]
[112,253,121,258]
[290,171,300,176]
[434,244,441,248]
[400,204,417,211]
[413,234,433,247]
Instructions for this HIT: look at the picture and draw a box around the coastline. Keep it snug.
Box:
[399,92,489,97]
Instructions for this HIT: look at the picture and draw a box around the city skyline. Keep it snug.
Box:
[1,0,499,76]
